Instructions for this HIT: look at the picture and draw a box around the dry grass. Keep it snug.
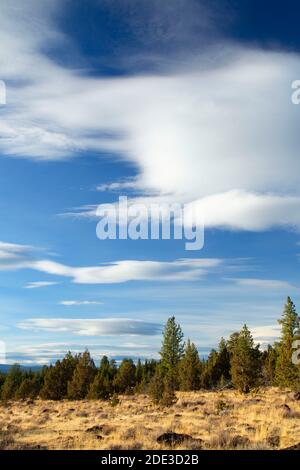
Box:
[1,387,300,450]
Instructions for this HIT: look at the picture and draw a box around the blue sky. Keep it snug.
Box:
[0,0,300,364]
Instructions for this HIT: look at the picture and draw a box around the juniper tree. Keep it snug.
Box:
[201,338,231,389]
[215,338,231,384]
[179,339,201,391]
[201,349,218,388]
[149,366,165,404]
[149,365,176,406]
[88,355,115,399]
[68,350,96,399]
[113,359,136,394]
[1,365,24,400]
[41,352,79,400]
[0,371,5,393]
[262,344,278,386]
[15,376,40,400]
[88,374,111,400]
[135,359,143,384]
[230,324,262,393]
[275,297,300,389]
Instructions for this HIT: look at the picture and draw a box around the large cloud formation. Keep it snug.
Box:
[1,1,300,231]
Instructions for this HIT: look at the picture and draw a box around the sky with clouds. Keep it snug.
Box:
[0,0,300,364]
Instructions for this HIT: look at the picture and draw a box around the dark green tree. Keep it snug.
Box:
[149,365,176,406]
[275,297,300,389]
[201,349,218,388]
[113,359,136,394]
[149,317,184,405]
[0,371,6,393]
[230,325,262,393]
[135,359,143,384]
[159,316,184,389]
[88,374,111,400]
[262,344,278,386]
[215,338,231,384]
[179,339,201,390]
[1,365,24,400]
[15,376,40,400]
[88,355,114,399]
[68,350,96,399]
[41,352,78,400]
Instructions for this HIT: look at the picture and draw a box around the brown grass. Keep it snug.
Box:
[1,387,300,450]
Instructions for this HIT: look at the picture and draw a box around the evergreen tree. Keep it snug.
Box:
[149,366,164,404]
[201,349,218,388]
[179,339,201,390]
[149,317,184,405]
[159,316,184,389]
[1,365,24,400]
[88,355,114,400]
[15,376,40,400]
[227,332,240,354]
[275,297,300,389]
[215,338,231,384]
[230,325,262,393]
[41,352,78,400]
[0,371,6,393]
[160,372,177,407]
[135,359,157,393]
[135,359,143,385]
[149,365,176,406]
[202,338,231,389]
[109,359,117,381]
[262,344,278,386]
[98,356,111,378]
[88,374,111,400]
[68,350,96,399]
[113,359,136,394]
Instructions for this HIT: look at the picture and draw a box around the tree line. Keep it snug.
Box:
[1,297,300,405]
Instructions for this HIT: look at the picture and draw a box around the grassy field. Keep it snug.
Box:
[1,387,300,450]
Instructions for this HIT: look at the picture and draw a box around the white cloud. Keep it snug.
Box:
[32,257,222,284]
[185,191,300,231]
[60,300,103,306]
[17,318,162,336]
[96,177,142,192]
[5,339,159,364]
[231,278,296,290]
[24,281,59,289]
[0,240,221,284]
[2,1,300,232]
[0,241,35,270]
[251,324,281,346]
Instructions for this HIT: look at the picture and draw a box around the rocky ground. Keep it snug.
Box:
[1,387,300,450]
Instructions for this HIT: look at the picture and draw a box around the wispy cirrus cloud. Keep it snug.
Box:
[24,281,60,289]
[32,258,222,284]
[0,241,35,270]
[0,240,222,284]
[230,278,296,290]
[17,318,162,336]
[59,300,103,306]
